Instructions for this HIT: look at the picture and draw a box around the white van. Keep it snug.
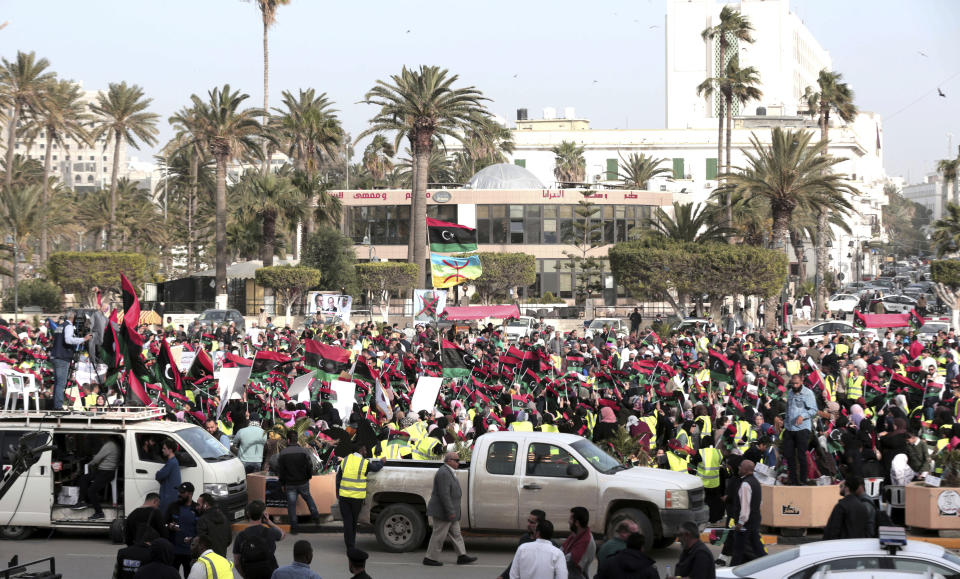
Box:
[0,408,247,541]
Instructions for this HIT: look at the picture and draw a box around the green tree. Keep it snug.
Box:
[47,251,150,304]
[22,79,90,264]
[287,167,341,232]
[0,51,55,191]
[3,278,62,312]
[168,103,215,273]
[392,148,454,187]
[362,134,395,187]
[361,65,490,283]
[77,179,166,254]
[89,81,160,250]
[234,171,304,266]
[937,158,960,207]
[451,118,515,181]
[618,152,672,189]
[648,202,730,243]
[456,252,536,305]
[721,56,762,177]
[562,191,604,303]
[191,84,265,297]
[252,0,292,173]
[355,261,419,322]
[0,183,43,317]
[716,127,858,329]
[932,203,960,258]
[803,69,857,317]
[255,264,321,323]
[551,140,585,186]
[301,226,358,295]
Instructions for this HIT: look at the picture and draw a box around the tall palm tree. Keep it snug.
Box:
[393,147,454,187]
[252,0,291,174]
[717,128,859,330]
[933,203,960,257]
[89,81,160,250]
[459,118,515,177]
[700,6,755,184]
[618,152,672,189]
[722,56,762,176]
[234,171,303,265]
[804,69,857,316]
[647,201,730,242]
[360,65,490,281]
[937,158,960,206]
[0,183,42,318]
[22,79,90,263]
[362,134,395,186]
[286,167,341,230]
[551,140,585,185]
[191,85,264,296]
[0,51,55,190]
[168,104,213,272]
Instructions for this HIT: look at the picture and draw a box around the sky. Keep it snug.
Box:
[3,0,959,184]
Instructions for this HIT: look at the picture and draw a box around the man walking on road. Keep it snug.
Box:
[234,413,267,473]
[730,460,764,566]
[337,444,383,550]
[196,492,233,558]
[561,506,595,577]
[669,521,715,579]
[423,452,477,567]
[509,519,566,579]
[277,430,321,534]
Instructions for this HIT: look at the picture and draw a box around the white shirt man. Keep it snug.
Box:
[510,520,567,579]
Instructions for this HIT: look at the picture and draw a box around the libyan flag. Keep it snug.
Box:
[304,339,351,382]
[908,309,924,331]
[252,350,291,375]
[708,349,733,382]
[441,339,477,378]
[427,217,477,252]
[431,253,482,289]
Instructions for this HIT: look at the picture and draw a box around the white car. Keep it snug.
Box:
[877,294,918,314]
[827,293,860,314]
[796,321,873,342]
[716,537,960,579]
[584,318,627,341]
[503,316,536,341]
[917,321,949,337]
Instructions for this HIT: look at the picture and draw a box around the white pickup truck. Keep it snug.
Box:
[359,431,708,552]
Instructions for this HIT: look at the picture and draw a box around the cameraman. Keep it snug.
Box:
[50,310,91,410]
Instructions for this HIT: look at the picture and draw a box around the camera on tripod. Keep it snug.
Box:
[72,310,91,336]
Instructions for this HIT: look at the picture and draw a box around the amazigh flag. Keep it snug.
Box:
[708,349,733,382]
[252,350,292,375]
[908,309,924,332]
[441,339,477,378]
[430,253,482,289]
[304,339,351,382]
[156,339,186,400]
[427,217,478,252]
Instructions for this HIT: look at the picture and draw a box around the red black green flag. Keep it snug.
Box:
[708,349,733,382]
[223,352,252,368]
[252,350,292,376]
[908,309,924,332]
[156,339,186,400]
[354,356,380,384]
[304,339,351,382]
[187,348,215,382]
[853,310,868,330]
[441,339,476,378]
[427,217,478,253]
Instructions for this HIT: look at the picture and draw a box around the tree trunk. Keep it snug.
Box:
[262,210,276,266]
[934,282,960,332]
[215,155,228,298]
[3,103,20,189]
[725,93,734,178]
[187,151,198,273]
[108,129,122,251]
[814,109,830,320]
[40,130,53,264]
[413,148,430,285]
[261,20,270,175]
[304,163,315,238]
[768,207,792,331]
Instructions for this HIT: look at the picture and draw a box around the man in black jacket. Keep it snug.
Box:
[598,532,658,579]
[124,492,164,547]
[196,492,233,557]
[277,430,321,534]
[730,460,764,566]
[670,521,715,579]
[824,475,871,540]
[114,526,159,578]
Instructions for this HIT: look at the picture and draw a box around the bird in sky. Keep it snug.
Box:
[938,88,947,98]
[513,74,518,78]
[918,51,928,57]
[405,29,411,34]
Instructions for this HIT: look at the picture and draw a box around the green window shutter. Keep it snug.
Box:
[672,158,685,179]
[606,158,618,181]
[706,158,718,180]
[514,159,526,168]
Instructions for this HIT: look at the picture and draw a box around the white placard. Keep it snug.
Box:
[331,380,357,424]
[926,474,942,488]
[216,367,251,419]
[410,376,444,414]
[287,372,315,404]
[178,351,195,373]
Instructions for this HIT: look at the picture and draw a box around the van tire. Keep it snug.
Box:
[374,503,426,553]
[606,508,654,552]
[652,535,676,549]
[0,525,33,540]
[110,518,125,544]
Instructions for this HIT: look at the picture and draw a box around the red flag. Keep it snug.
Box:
[120,274,142,347]
[125,370,154,406]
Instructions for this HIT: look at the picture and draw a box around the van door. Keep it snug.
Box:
[471,440,521,529]
[0,429,53,528]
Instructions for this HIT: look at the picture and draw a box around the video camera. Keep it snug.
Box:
[72,311,90,336]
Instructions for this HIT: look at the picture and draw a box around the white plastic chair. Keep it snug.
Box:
[82,463,119,505]
[2,368,40,412]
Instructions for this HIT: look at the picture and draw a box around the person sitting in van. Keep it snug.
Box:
[73,434,120,520]
[156,440,181,514]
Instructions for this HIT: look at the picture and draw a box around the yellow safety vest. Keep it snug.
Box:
[511,421,533,432]
[667,452,689,473]
[847,376,864,400]
[640,416,658,448]
[938,356,948,377]
[199,551,234,579]
[736,420,754,452]
[585,411,597,435]
[412,437,440,461]
[695,369,710,385]
[824,376,837,403]
[677,429,691,449]
[403,421,428,443]
[697,448,721,488]
[338,454,370,499]
[695,416,712,439]
[785,360,801,376]
[84,393,97,408]
[835,343,849,357]
[377,442,411,460]
[540,424,559,433]
[217,420,233,436]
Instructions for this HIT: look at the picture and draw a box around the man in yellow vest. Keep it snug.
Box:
[188,534,234,578]
[695,440,724,522]
[846,366,865,404]
[412,435,443,460]
[665,439,692,473]
[375,431,413,459]
[338,444,384,550]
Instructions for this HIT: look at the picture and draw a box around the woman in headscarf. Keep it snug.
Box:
[592,405,619,442]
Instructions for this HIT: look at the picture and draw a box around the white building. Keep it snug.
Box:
[902,174,947,221]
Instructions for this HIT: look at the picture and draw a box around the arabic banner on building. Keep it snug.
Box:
[414,289,447,323]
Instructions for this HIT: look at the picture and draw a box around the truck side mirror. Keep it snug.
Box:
[567,464,588,480]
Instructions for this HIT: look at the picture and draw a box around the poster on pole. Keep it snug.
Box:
[330,379,357,425]
[216,366,251,418]
[410,376,444,414]
[287,371,315,404]
[413,289,447,323]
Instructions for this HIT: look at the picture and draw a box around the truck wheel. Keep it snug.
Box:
[606,508,653,552]
[374,504,426,553]
[110,518,125,544]
[652,536,676,549]
[0,525,34,540]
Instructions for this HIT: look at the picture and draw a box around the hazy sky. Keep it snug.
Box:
[3,0,958,183]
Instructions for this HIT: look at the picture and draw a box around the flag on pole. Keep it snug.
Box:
[908,309,924,331]
[708,349,733,382]
[252,350,291,375]
[427,217,478,252]
[304,339,351,382]
[430,253,482,289]
[441,339,477,378]
[156,339,186,400]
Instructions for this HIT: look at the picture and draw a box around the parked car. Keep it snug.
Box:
[917,321,949,338]
[503,316,536,342]
[359,431,708,553]
[716,536,960,579]
[188,308,245,334]
[584,318,627,341]
[826,293,859,314]
[875,294,918,314]
[797,321,872,342]
[672,317,715,333]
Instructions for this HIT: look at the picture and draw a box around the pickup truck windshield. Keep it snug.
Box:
[179,426,232,462]
[571,439,624,473]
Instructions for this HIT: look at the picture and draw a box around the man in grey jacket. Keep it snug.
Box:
[74,435,121,520]
[423,452,477,567]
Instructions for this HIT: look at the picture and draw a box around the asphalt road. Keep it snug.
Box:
[1,528,779,579]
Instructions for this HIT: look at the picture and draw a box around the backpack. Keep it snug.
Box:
[239,527,273,565]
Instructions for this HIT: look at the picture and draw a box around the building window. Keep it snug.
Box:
[89,156,95,161]
[103,156,107,161]
[87,175,94,183]
[53,155,57,160]
[509,205,524,244]
[706,158,718,180]
[606,158,618,181]
[75,175,81,183]
[514,159,526,168]
[672,158,685,179]
[477,205,490,244]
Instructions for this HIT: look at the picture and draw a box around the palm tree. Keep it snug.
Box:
[803,69,857,316]
[362,134,395,186]
[618,152,672,189]
[286,167,341,230]
[717,128,859,330]
[191,85,264,296]
[0,183,42,319]
[360,65,490,281]
[937,158,960,206]
[648,202,730,242]
[700,6,755,183]
[0,51,55,190]
[22,79,90,263]
[459,118,515,177]
[551,140,586,185]
[168,104,212,272]
[89,81,160,250]
[234,171,303,265]
[933,203,960,257]
[393,148,454,187]
[722,56,762,176]
[252,0,291,173]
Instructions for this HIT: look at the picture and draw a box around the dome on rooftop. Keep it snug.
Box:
[465,163,545,190]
